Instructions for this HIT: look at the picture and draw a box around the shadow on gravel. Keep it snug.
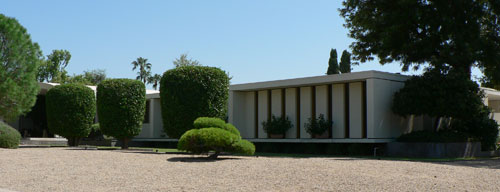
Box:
[429,159,500,170]
[167,157,241,163]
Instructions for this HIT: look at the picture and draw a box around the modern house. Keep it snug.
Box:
[6,71,500,144]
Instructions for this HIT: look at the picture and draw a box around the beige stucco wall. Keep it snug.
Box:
[348,82,363,138]
[285,88,297,138]
[257,90,268,138]
[315,85,328,121]
[331,84,346,138]
[300,87,312,138]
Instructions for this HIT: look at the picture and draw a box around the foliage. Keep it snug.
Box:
[147,74,162,90]
[340,0,500,78]
[160,66,229,138]
[396,130,473,143]
[392,69,483,121]
[45,84,96,146]
[177,117,255,158]
[0,121,21,149]
[326,49,339,75]
[38,50,71,83]
[0,14,42,120]
[305,114,332,136]
[339,50,351,73]
[97,79,146,149]
[173,53,200,67]
[131,57,152,84]
[449,106,499,150]
[67,69,107,85]
[262,115,293,135]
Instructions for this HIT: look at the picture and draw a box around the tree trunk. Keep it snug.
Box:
[121,138,130,149]
[67,137,81,147]
[208,151,220,159]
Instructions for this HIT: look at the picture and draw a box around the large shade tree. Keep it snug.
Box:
[340,0,500,78]
[38,50,71,83]
[0,14,42,120]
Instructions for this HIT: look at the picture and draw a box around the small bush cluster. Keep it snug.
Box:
[45,84,96,146]
[0,121,21,149]
[178,117,255,158]
[305,114,332,137]
[160,66,230,138]
[262,115,292,136]
[97,79,146,149]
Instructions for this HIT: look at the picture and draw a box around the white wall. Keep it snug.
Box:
[332,84,345,138]
[151,98,165,138]
[300,87,312,138]
[349,82,363,138]
[285,88,297,138]
[315,85,328,121]
[257,90,269,138]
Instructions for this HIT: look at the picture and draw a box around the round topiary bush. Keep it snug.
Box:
[45,84,96,146]
[97,79,146,149]
[160,66,230,138]
[178,117,255,158]
[0,121,22,149]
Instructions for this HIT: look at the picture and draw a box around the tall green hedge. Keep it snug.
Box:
[45,84,96,146]
[160,66,230,138]
[97,79,145,149]
[0,121,21,149]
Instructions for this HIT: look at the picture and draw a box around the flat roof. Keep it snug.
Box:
[230,70,410,91]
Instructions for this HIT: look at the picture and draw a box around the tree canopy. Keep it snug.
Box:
[326,49,339,75]
[131,57,152,84]
[0,14,42,120]
[339,50,351,73]
[173,53,200,67]
[340,0,500,78]
[38,50,71,83]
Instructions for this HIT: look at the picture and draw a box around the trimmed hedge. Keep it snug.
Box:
[178,117,255,158]
[396,130,473,143]
[0,121,21,149]
[97,79,145,149]
[160,66,230,138]
[45,84,96,146]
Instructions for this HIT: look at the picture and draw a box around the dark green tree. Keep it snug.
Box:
[340,0,500,78]
[326,49,339,75]
[131,57,152,84]
[0,14,42,120]
[339,50,351,73]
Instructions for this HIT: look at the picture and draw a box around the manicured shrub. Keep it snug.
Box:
[178,117,255,158]
[45,84,96,146]
[97,79,145,149]
[160,66,230,138]
[193,117,240,136]
[305,114,332,138]
[396,130,473,143]
[262,115,292,136]
[0,121,21,149]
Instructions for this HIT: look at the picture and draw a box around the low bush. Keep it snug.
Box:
[45,84,96,146]
[178,117,255,158]
[0,122,21,149]
[396,130,473,143]
[97,79,146,149]
[161,66,230,138]
[305,114,332,137]
[262,115,292,135]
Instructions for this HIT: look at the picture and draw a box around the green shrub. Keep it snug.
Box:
[97,79,145,149]
[160,66,230,138]
[449,106,499,150]
[305,114,332,137]
[0,122,21,149]
[396,130,473,143]
[178,117,255,158]
[45,84,96,146]
[262,115,292,135]
[193,117,240,136]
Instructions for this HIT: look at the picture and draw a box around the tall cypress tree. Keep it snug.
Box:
[326,49,339,75]
[339,50,351,73]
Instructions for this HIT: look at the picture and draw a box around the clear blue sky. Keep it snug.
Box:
[2,0,483,88]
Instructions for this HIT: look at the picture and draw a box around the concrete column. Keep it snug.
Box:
[332,84,345,138]
[257,90,268,138]
[300,87,312,138]
[285,88,297,138]
[349,82,363,138]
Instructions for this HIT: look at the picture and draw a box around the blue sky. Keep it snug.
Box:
[2,0,483,88]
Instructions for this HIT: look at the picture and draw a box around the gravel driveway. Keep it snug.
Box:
[0,148,499,192]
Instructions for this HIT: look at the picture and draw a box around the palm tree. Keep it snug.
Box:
[131,57,152,84]
[148,74,162,90]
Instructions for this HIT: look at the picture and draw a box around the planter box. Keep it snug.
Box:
[269,134,285,139]
[312,131,329,139]
[386,142,481,158]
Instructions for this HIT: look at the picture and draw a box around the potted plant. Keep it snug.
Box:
[305,114,333,138]
[262,115,293,138]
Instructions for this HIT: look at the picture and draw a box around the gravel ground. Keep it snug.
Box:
[0,148,499,192]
